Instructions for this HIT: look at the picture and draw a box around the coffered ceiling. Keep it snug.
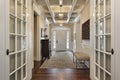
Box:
[35,0,87,26]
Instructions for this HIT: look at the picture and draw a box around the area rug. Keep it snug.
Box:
[40,51,76,68]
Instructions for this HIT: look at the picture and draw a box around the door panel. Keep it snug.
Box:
[0,0,8,80]
[8,0,27,80]
[51,30,70,51]
[94,0,112,80]
[56,30,67,50]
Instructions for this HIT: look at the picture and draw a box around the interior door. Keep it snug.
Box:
[94,0,113,80]
[8,0,27,80]
[0,0,6,79]
[56,30,67,51]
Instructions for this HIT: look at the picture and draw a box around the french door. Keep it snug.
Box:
[56,30,67,50]
[8,0,27,80]
[94,0,113,80]
[51,30,70,51]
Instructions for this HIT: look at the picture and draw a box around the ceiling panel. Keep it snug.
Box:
[50,5,72,13]
[49,0,59,5]
[35,0,87,25]
[63,0,73,5]
[36,0,46,5]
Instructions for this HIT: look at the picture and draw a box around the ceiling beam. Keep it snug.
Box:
[67,0,77,23]
[45,0,56,23]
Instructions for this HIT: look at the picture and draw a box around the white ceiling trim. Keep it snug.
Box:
[45,0,55,23]
[67,0,77,23]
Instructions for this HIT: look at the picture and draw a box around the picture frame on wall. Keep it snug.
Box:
[41,28,48,38]
[82,19,90,40]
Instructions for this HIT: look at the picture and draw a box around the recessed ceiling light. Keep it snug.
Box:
[58,13,64,17]
[60,23,63,26]
[59,0,63,5]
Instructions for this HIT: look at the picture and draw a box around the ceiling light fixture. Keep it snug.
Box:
[59,0,63,6]
[58,3,64,18]
[60,23,63,26]
[58,13,64,17]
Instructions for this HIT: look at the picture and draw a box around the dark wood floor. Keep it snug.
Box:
[32,61,90,80]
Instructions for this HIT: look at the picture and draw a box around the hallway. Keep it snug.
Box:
[32,65,90,80]
[1,0,120,80]
[40,51,75,68]
[32,51,90,80]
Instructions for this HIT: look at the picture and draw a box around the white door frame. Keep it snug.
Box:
[2,0,28,80]
[0,0,9,80]
[0,0,7,80]
[51,27,71,51]
[113,0,120,79]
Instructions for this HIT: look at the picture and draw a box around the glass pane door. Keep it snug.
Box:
[9,0,27,80]
[94,0,111,80]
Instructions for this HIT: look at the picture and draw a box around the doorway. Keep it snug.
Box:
[51,28,71,51]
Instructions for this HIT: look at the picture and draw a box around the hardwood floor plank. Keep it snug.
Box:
[32,58,90,80]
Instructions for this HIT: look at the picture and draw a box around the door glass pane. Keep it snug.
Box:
[17,0,21,3]
[96,23,98,34]
[10,73,15,80]
[17,69,21,80]
[17,3,21,18]
[66,31,69,49]
[17,36,21,51]
[106,73,111,80]
[106,0,111,15]
[23,37,26,49]
[17,19,21,34]
[95,51,98,64]
[53,31,56,49]
[106,35,111,52]
[10,54,16,72]
[10,0,15,14]
[23,66,26,78]
[106,54,111,72]
[23,22,26,35]
[100,52,104,67]
[23,7,26,21]
[100,69,104,80]
[96,65,99,78]
[95,6,98,20]
[100,19,104,34]
[23,0,26,6]
[10,35,15,52]
[17,53,21,68]
[23,52,26,64]
[95,0,98,20]
[10,16,15,33]
[106,16,111,33]
[100,36,104,51]
[100,1,104,18]
[96,36,98,49]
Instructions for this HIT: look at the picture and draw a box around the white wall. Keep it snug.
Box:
[75,0,94,80]
[26,1,47,79]
[76,1,91,53]
[74,22,80,52]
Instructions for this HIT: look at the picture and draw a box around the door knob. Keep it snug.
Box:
[111,48,114,55]
[6,49,9,55]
